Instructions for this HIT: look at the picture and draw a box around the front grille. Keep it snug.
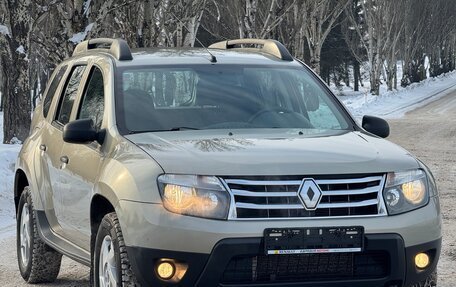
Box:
[221,251,390,284]
[222,174,386,219]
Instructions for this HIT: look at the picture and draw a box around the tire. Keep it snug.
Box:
[409,271,437,287]
[93,212,140,287]
[17,187,62,283]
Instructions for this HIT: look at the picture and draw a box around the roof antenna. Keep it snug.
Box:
[169,11,217,63]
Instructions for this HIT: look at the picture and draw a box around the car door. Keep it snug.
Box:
[49,64,88,237]
[57,65,106,249]
[35,65,69,232]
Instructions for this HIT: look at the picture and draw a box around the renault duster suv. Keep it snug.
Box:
[14,38,441,287]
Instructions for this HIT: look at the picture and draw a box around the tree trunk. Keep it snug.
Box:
[3,52,31,143]
[393,62,397,90]
[243,0,257,38]
[353,61,360,92]
[309,45,321,75]
[2,0,32,143]
[344,62,350,87]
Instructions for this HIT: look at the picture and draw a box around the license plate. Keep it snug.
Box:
[264,226,364,255]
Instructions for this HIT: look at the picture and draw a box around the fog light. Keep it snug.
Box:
[415,253,430,269]
[156,261,175,280]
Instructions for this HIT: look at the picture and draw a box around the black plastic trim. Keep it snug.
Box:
[126,246,209,286]
[125,234,441,287]
[404,238,441,286]
[362,115,390,138]
[35,210,91,266]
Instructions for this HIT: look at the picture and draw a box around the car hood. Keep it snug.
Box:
[125,129,419,176]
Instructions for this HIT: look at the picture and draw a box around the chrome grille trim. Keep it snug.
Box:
[231,189,297,197]
[236,199,379,210]
[224,176,384,187]
[315,176,384,185]
[222,174,387,220]
[225,179,302,186]
[322,186,379,196]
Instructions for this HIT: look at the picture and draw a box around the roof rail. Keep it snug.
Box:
[72,38,133,61]
[208,39,293,61]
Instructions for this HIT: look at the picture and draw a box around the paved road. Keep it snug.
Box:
[0,91,455,286]
[387,90,456,286]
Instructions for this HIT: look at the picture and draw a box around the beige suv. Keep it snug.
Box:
[14,38,441,287]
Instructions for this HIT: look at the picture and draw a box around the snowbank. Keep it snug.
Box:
[0,143,20,231]
[337,71,456,120]
[0,112,21,236]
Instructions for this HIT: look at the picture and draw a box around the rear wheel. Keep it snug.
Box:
[17,187,62,283]
[93,212,140,287]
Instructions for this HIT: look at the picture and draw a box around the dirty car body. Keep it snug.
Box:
[14,38,441,287]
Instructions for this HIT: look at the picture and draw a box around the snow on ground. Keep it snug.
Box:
[0,69,456,238]
[0,112,21,238]
[335,71,456,120]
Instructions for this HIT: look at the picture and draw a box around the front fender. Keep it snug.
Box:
[96,138,164,204]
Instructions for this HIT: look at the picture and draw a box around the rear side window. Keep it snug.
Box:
[122,70,197,107]
[56,65,86,126]
[43,65,67,118]
[78,67,105,130]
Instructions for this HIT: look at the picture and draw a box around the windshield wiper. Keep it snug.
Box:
[169,127,200,131]
[129,127,200,134]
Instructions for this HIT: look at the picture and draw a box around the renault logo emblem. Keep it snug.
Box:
[298,179,322,210]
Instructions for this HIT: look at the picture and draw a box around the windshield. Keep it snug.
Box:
[116,64,352,134]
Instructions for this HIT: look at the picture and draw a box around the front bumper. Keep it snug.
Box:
[118,197,441,254]
[127,235,441,287]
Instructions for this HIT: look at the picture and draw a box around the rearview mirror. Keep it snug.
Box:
[362,115,390,138]
[63,119,104,144]
[306,93,319,111]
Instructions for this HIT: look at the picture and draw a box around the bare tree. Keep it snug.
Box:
[399,0,432,86]
[276,1,307,60]
[2,0,456,140]
[382,1,406,91]
[302,0,350,74]
[425,0,456,77]
[344,0,400,95]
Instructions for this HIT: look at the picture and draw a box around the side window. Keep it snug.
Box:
[122,70,197,107]
[43,65,68,118]
[78,67,105,130]
[56,65,86,126]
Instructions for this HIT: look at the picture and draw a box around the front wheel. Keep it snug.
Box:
[17,187,62,283]
[93,212,140,287]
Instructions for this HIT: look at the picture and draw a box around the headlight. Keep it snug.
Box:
[383,169,429,215]
[157,174,230,219]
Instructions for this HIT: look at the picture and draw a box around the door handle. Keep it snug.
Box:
[39,144,47,151]
[60,156,69,164]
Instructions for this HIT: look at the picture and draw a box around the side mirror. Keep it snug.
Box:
[63,119,105,144]
[362,115,390,138]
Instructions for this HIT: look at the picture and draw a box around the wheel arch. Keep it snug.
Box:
[90,193,116,235]
[14,169,29,213]
[90,186,119,254]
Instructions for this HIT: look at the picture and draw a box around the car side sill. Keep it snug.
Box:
[35,210,91,266]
